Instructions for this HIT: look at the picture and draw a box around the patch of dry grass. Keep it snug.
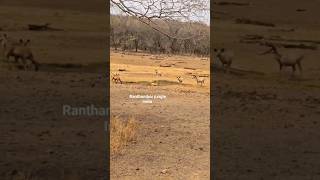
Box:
[111,116,138,154]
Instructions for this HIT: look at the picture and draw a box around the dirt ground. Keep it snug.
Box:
[110,51,210,179]
[0,2,107,179]
[213,0,320,179]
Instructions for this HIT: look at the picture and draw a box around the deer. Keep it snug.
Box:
[5,38,39,71]
[259,42,303,75]
[177,76,183,84]
[155,69,162,76]
[111,73,122,84]
[192,75,205,86]
[213,48,234,72]
[7,39,39,70]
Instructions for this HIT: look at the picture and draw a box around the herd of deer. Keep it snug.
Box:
[214,41,305,75]
[1,33,306,82]
[111,68,206,86]
[111,40,307,87]
[0,34,39,71]
[157,69,205,86]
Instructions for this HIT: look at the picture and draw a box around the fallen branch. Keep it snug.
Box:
[296,9,307,12]
[159,64,172,67]
[282,43,317,50]
[183,67,196,70]
[240,34,319,50]
[28,23,63,31]
[268,28,295,33]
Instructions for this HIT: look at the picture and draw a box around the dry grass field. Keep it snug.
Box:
[110,50,210,179]
[111,116,137,155]
[0,2,107,179]
[213,0,320,179]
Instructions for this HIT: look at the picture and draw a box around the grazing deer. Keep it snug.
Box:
[111,73,122,84]
[260,42,303,75]
[177,76,183,84]
[192,75,205,86]
[155,69,162,76]
[5,38,39,71]
[213,48,234,72]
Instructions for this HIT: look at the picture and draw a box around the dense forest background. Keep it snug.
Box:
[110,15,210,57]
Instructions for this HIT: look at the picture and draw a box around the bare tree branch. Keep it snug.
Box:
[110,0,209,40]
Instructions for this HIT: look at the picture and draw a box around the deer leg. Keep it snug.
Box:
[291,65,296,77]
[28,56,39,71]
[279,64,283,72]
[14,56,19,64]
[297,62,302,73]
[1,48,4,59]
[21,58,27,71]
[5,51,12,62]
[292,65,296,73]
[14,56,19,63]
[223,63,227,73]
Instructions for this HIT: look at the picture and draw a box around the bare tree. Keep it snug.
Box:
[110,0,209,39]
[110,15,127,50]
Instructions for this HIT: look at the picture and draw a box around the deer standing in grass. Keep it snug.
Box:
[192,75,205,86]
[177,76,183,84]
[5,39,39,71]
[260,42,303,75]
[155,69,162,76]
[213,48,234,72]
[1,34,39,71]
[111,73,122,84]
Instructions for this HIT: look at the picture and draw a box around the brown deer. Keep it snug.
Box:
[192,75,205,86]
[5,39,39,71]
[260,42,303,75]
[213,48,234,72]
